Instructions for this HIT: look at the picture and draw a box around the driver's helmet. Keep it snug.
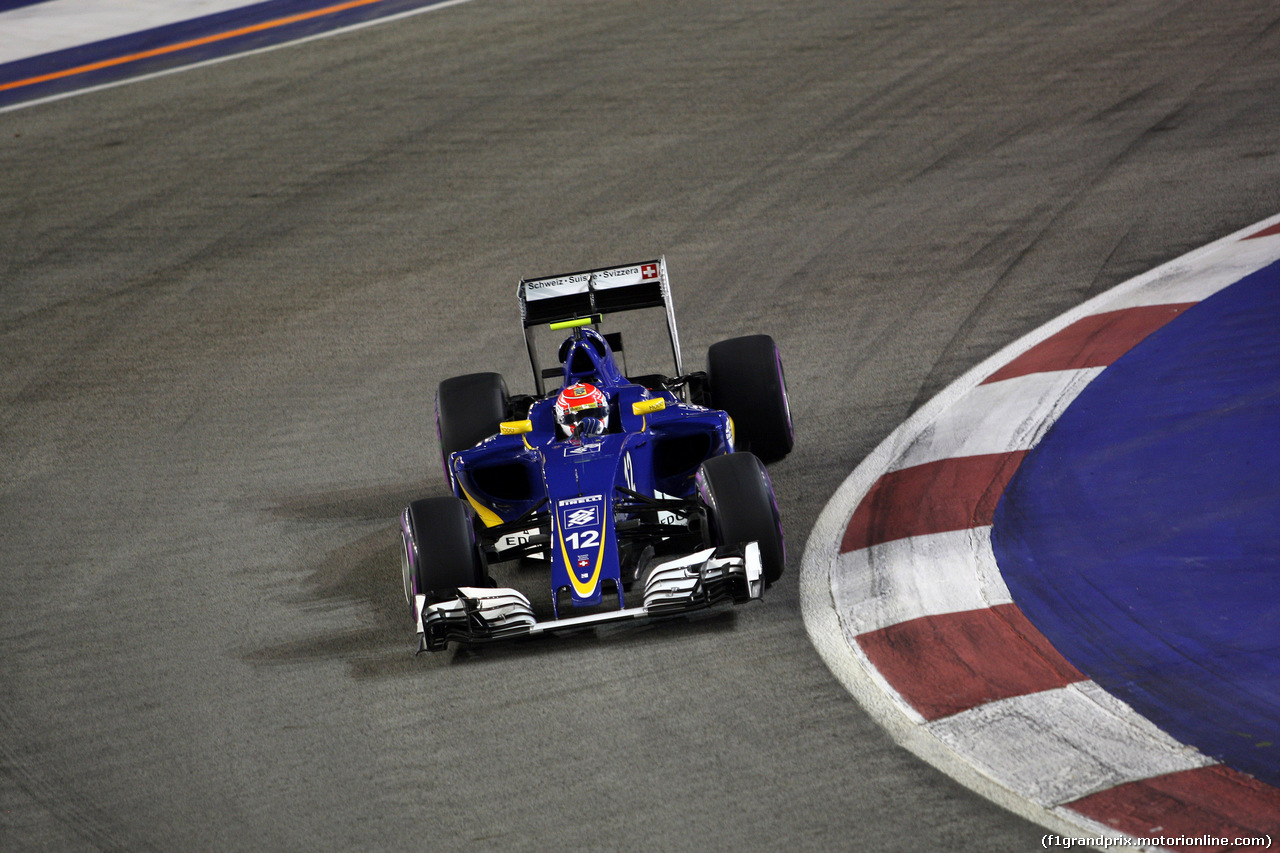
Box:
[554,382,609,437]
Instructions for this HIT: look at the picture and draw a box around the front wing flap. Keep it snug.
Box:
[415,543,763,653]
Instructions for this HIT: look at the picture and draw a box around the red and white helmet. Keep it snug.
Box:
[554,383,609,436]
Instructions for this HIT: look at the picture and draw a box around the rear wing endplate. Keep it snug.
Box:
[517,257,683,396]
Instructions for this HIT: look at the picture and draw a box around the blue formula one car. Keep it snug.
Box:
[400,258,792,652]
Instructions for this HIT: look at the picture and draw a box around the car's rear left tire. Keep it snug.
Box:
[696,452,785,585]
[436,372,508,484]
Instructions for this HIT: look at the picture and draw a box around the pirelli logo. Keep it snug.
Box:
[558,494,602,507]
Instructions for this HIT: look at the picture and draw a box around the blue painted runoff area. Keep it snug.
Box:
[992,258,1280,787]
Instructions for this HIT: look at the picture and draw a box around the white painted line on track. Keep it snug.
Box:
[928,682,1215,809]
[832,527,1011,636]
[883,368,1104,472]
[0,0,477,115]
[0,1,257,65]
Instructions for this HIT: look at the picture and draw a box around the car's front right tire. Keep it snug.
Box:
[696,452,785,585]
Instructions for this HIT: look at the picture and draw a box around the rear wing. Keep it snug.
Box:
[517,257,683,396]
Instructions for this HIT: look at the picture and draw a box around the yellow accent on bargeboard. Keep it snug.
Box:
[454,461,505,528]
[461,488,504,528]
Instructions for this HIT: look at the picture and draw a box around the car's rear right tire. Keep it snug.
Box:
[696,452,785,585]
[707,335,793,463]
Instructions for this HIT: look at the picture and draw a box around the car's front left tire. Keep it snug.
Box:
[401,497,489,614]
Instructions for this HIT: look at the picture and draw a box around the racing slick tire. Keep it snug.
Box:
[436,372,508,482]
[706,335,793,464]
[696,452,785,585]
[401,497,489,609]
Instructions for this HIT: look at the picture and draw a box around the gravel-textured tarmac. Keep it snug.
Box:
[3,1,1279,850]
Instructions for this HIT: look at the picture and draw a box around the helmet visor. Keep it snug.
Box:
[560,405,608,426]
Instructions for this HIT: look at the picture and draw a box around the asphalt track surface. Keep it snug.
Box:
[2,1,1279,850]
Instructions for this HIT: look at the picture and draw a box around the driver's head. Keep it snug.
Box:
[554,382,609,437]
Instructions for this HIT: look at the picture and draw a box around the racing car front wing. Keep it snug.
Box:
[414,543,763,652]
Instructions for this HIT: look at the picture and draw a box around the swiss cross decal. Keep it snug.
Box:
[641,263,658,280]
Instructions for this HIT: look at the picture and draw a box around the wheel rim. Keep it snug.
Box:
[399,509,416,606]
[775,349,794,442]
